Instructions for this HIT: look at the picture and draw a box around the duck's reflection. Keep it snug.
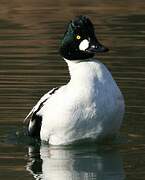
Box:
[26,144,125,180]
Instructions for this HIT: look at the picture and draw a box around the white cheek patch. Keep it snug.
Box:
[79,39,89,51]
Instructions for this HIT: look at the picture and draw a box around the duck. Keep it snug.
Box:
[24,15,125,145]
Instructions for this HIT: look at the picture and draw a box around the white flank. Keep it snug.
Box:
[38,59,125,145]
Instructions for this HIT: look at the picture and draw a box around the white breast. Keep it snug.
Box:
[39,59,125,145]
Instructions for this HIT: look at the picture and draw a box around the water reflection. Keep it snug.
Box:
[26,144,125,180]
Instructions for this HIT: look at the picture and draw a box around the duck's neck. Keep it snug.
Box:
[64,58,103,86]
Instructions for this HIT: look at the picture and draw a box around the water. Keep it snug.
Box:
[0,0,145,179]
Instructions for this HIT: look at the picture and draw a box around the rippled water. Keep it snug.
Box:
[0,1,145,179]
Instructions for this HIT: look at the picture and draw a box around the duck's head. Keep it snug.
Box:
[59,15,108,60]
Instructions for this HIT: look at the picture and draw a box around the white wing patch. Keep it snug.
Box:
[24,88,58,123]
[79,39,89,51]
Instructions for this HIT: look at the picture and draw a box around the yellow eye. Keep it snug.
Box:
[76,35,81,40]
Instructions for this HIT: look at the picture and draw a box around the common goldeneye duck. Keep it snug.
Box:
[24,15,125,145]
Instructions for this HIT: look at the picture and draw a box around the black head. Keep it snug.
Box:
[59,15,108,60]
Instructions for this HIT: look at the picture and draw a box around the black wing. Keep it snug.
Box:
[24,87,58,139]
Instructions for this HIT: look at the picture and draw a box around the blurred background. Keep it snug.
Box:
[0,0,145,180]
